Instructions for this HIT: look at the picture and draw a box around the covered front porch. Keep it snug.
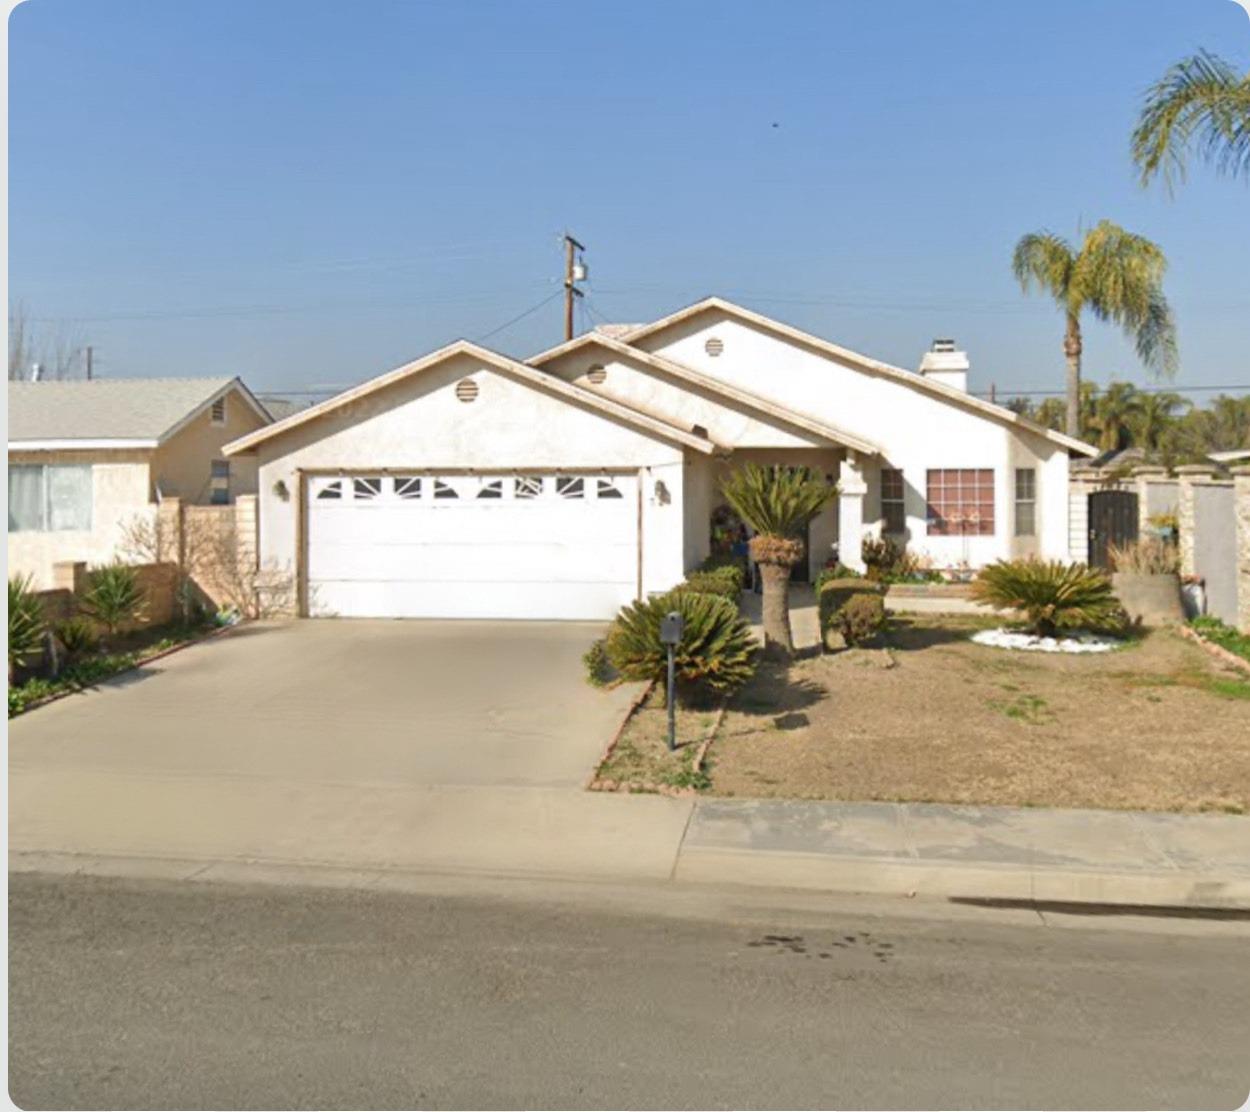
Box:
[686,446,877,580]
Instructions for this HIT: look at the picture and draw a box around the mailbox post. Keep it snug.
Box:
[659,610,684,752]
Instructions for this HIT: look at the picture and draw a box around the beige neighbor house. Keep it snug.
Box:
[8,377,271,588]
[224,296,1097,621]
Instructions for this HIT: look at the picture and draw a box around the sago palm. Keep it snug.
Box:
[1012,221,1178,439]
[970,559,1120,639]
[720,462,835,657]
[1132,50,1250,192]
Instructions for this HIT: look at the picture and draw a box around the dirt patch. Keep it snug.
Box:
[707,617,1250,813]
[593,687,724,794]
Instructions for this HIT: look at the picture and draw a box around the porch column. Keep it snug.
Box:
[838,455,868,573]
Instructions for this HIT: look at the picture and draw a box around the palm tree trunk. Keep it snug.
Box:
[758,561,794,659]
[1064,314,1082,439]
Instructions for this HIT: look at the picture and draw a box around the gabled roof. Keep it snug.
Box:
[527,331,882,456]
[222,340,718,456]
[622,296,1099,457]
[7,376,270,450]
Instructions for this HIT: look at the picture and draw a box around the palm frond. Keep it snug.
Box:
[719,463,835,540]
[1011,232,1075,301]
[1132,49,1250,190]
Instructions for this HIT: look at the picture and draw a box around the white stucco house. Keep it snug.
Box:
[224,297,1097,620]
[8,377,271,587]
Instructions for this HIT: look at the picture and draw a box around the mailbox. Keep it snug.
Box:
[660,611,684,646]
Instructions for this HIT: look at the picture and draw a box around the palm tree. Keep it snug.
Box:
[1130,390,1188,456]
[1090,382,1142,453]
[720,463,835,658]
[1132,50,1250,191]
[1012,221,1178,438]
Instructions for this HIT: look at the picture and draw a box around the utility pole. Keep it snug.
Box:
[85,346,94,380]
[563,233,586,342]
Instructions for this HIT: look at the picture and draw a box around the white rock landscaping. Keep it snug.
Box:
[971,628,1120,654]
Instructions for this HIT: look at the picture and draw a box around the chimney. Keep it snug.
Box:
[918,339,968,393]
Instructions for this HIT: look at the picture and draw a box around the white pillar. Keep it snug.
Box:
[838,455,868,573]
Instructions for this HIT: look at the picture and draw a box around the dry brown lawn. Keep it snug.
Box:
[707,617,1250,813]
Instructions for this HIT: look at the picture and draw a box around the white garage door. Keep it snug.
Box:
[306,472,640,620]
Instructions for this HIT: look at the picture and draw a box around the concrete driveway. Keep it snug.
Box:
[9,620,636,790]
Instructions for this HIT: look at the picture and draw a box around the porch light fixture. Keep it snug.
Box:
[273,479,289,501]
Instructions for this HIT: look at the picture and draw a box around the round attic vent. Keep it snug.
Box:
[704,337,724,357]
[586,364,607,385]
[455,378,479,403]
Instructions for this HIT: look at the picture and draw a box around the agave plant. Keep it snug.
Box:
[605,590,756,700]
[970,559,1121,638]
[720,463,835,657]
[78,563,145,645]
[8,576,46,681]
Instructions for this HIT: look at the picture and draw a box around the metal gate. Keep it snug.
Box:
[1088,490,1138,568]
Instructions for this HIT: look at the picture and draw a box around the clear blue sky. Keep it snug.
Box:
[9,0,1249,400]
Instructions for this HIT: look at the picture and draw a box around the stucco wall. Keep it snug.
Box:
[640,311,1072,566]
[1194,482,1238,625]
[151,386,267,504]
[7,449,155,588]
[244,353,689,601]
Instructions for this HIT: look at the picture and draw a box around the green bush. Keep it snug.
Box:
[698,554,748,592]
[1190,616,1250,662]
[815,563,863,591]
[674,568,743,602]
[8,650,141,718]
[837,592,886,645]
[970,559,1120,638]
[78,564,145,641]
[818,577,883,642]
[54,617,100,662]
[8,576,46,679]
[583,639,615,687]
[605,590,756,699]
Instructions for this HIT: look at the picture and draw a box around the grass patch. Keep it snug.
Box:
[1189,616,1250,663]
[594,687,719,793]
[990,692,1052,725]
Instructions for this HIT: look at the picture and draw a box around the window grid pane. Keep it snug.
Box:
[926,468,994,535]
[881,468,905,534]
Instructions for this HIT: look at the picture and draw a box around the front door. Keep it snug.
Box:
[1088,490,1138,569]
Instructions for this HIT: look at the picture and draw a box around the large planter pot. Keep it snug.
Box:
[1112,572,1184,627]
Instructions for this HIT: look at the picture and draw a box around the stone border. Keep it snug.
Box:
[9,621,245,718]
[587,690,728,798]
[1179,624,1250,676]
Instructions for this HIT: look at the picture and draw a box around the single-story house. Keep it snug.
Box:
[224,296,1097,620]
[8,376,271,587]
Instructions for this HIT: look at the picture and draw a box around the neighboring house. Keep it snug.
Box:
[224,296,1097,620]
[8,377,271,587]
[1210,448,1250,467]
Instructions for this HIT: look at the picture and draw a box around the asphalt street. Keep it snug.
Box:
[8,872,1250,1110]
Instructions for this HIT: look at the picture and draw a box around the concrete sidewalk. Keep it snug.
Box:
[12,769,1250,909]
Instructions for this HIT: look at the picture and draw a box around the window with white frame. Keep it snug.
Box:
[8,464,93,532]
[881,468,905,534]
[210,459,231,505]
[1014,468,1036,537]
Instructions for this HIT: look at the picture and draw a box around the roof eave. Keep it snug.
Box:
[8,438,160,452]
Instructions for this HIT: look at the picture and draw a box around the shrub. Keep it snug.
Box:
[1108,536,1179,575]
[8,576,45,679]
[837,592,886,645]
[605,590,756,699]
[699,552,748,587]
[818,578,884,647]
[54,617,100,662]
[78,564,145,642]
[860,536,936,583]
[970,559,1121,638]
[583,639,615,687]
[674,568,743,602]
[815,563,863,591]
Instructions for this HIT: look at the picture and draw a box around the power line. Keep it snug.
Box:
[976,384,1250,398]
[473,289,564,343]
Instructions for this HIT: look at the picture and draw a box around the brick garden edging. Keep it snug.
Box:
[10,621,245,718]
[1179,624,1250,676]
[586,687,729,798]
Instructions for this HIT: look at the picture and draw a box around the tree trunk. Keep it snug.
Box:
[758,560,794,659]
[1064,314,1083,440]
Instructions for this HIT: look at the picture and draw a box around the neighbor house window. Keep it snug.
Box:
[210,396,227,426]
[881,468,905,534]
[7,464,93,532]
[1014,468,1036,537]
[210,459,231,505]
[926,469,994,535]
